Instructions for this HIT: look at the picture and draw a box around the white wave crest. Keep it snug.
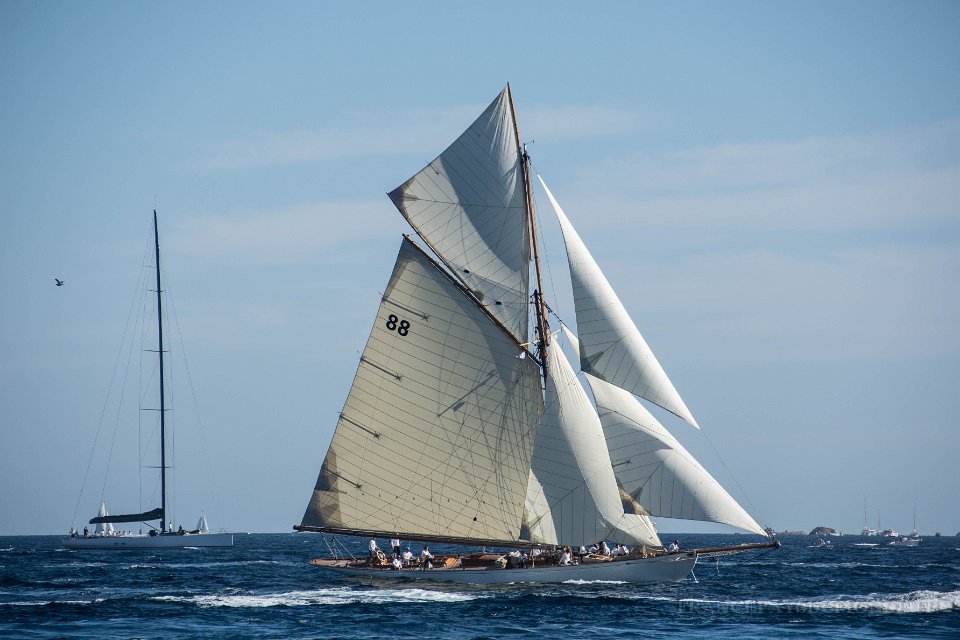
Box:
[562,579,628,585]
[668,590,960,614]
[153,587,480,608]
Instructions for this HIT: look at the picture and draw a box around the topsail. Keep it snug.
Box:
[388,87,531,344]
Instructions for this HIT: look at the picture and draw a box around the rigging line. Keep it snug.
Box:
[72,237,153,526]
[160,256,174,527]
[101,248,150,504]
[528,161,565,330]
[699,428,763,525]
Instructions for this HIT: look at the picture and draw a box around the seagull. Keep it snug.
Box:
[55,278,65,286]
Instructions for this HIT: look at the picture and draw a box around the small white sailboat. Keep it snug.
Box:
[64,212,232,550]
[295,86,776,583]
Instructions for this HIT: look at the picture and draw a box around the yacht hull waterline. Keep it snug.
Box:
[62,532,234,550]
[311,554,697,584]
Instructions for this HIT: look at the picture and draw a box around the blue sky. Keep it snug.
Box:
[2,1,958,536]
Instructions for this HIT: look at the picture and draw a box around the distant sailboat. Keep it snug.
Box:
[295,86,776,582]
[64,211,232,550]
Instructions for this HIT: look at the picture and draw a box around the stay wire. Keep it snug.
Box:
[70,238,152,528]
[164,260,228,531]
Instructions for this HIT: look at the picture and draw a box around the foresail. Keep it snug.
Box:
[585,373,767,536]
[539,175,700,429]
[388,87,530,343]
[523,348,661,548]
[301,237,543,543]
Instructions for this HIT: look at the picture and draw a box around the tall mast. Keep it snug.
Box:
[153,210,167,532]
[506,84,549,380]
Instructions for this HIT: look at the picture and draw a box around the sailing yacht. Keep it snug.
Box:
[64,212,232,550]
[295,86,776,582]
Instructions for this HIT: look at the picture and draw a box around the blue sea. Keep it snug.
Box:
[1,533,957,639]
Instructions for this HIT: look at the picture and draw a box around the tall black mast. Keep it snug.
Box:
[153,210,167,532]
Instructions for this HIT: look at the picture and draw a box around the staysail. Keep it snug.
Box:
[585,373,766,536]
[301,237,543,543]
[523,347,661,548]
[388,86,530,344]
[539,176,700,429]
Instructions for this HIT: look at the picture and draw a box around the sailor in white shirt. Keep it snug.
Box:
[420,545,434,569]
[368,538,379,558]
[390,538,401,558]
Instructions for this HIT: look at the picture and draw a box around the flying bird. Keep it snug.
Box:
[55,278,65,287]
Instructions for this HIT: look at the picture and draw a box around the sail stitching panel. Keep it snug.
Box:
[302,238,541,542]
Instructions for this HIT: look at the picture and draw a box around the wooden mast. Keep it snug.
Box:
[506,83,549,381]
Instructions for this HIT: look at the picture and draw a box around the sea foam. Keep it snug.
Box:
[152,587,481,608]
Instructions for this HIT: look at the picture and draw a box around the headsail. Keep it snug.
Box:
[388,87,530,344]
[539,176,700,429]
[523,347,661,548]
[301,237,543,543]
[586,372,767,536]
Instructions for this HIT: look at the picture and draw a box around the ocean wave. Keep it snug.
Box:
[786,561,889,569]
[1,599,103,607]
[562,579,628,585]
[152,587,481,608]
[653,589,960,613]
[124,559,282,571]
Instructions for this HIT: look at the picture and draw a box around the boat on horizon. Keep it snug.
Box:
[294,86,777,583]
[64,212,232,550]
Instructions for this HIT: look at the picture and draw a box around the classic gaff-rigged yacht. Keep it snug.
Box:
[295,86,777,582]
[64,212,232,550]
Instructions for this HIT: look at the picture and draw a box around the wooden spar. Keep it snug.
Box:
[402,235,540,363]
[685,540,781,558]
[506,83,549,380]
[294,524,550,550]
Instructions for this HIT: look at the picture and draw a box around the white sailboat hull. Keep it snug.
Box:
[318,554,696,584]
[62,532,233,549]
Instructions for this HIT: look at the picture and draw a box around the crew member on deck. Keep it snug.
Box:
[369,538,379,558]
[391,538,401,558]
[420,545,433,569]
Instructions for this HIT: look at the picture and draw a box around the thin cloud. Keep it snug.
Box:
[555,118,960,232]
[171,200,401,262]
[194,103,649,171]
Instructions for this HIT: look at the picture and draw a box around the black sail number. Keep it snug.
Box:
[385,314,411,337]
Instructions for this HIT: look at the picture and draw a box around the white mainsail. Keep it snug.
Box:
[301,237,543,543]
[586,373,766,536]
[539,176,700,429]
[388,86,530,343]
[523,347,661,548]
